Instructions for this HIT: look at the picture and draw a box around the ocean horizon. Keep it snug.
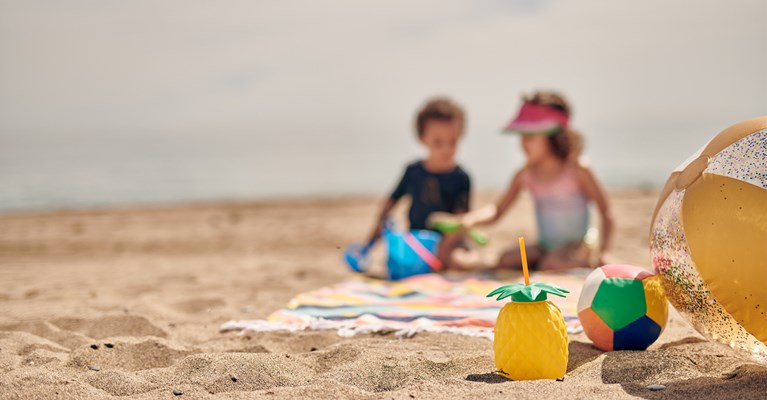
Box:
[2,2,762,213]
[0,121,726,213]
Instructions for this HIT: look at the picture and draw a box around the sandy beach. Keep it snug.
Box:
[1,191,765,399]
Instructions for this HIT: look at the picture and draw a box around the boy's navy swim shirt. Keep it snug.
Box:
[390,161,471,230]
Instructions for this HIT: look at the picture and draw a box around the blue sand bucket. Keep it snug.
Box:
[344,220,397,273]
[344,242,373,273]
[384,228,443,280]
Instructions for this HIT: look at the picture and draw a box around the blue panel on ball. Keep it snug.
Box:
[614,315,661,351]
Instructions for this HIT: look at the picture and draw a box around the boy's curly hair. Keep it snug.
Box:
[525,91,583,161]
[415,98,465,137]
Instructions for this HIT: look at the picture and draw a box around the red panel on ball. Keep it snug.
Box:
[601,264,650,280]
[579,307,614,351]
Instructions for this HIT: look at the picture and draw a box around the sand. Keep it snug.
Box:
[1,191,765,399]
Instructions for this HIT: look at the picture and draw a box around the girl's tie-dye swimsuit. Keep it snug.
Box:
[521,165,589,251]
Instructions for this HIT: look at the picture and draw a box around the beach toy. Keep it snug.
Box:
[577,265,668,351]
[344,219,396,273]
[487,237,569,380]
[427,205,496,246]
[344,218,443,280]
[384,227,442,280]
[649,117,767,364]
[343,241,374,273]
[429,220,489,246]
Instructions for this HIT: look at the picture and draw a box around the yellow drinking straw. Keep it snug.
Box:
[518,237,530,286]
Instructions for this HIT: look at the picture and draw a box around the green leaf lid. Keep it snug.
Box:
[487,282,569,302]
[485,236,569,302]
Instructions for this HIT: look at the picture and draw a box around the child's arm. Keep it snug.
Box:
[464,170,524,227]
[366,167,410,244]
[574,165,614,257]
[366,198,398,244]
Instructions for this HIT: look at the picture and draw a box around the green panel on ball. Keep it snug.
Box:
[592,278,647,330]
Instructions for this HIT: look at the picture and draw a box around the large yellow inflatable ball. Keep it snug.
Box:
[650,117,767,364]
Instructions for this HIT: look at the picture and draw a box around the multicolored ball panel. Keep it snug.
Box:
[642,276,668,327]
[578,307,613,351]
[614,315,663,351]
[578,265,668,351]
[591,278,646,330]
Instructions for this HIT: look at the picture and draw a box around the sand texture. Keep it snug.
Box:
[1,191,765,399]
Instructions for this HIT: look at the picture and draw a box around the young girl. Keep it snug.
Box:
[466,91,613,270]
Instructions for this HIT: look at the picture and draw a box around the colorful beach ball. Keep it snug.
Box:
[650,117,767,364]
[577,264,668,351]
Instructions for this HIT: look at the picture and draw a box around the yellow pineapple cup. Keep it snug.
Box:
[487,237,570,380]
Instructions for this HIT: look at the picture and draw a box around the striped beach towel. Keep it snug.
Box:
[221,271,586,338]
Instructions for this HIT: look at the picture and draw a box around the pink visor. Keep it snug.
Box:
[503,102,569,135]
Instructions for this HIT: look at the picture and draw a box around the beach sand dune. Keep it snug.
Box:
[1,192,765,399]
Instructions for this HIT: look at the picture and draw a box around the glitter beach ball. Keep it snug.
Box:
[650,117,767,364]
[577,265,668,351]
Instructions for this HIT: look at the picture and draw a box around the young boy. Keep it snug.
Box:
[366,97,471,268]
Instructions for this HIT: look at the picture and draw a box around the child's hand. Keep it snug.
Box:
[461,204,497,228]
[367,220,385,244]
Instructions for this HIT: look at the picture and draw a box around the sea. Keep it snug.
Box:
[0,124,722,213]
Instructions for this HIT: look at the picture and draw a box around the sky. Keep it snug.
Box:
[0,0,765,208]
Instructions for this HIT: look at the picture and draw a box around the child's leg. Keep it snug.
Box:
[437,232,469,270]
[436,232,457,268]
[437,232,490,270]
[495,244,544,270]
[537,242,591,271]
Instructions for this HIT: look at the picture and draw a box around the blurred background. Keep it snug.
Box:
[1,0,765,212]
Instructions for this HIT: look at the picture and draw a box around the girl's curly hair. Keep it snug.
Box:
[524,91,583,161]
